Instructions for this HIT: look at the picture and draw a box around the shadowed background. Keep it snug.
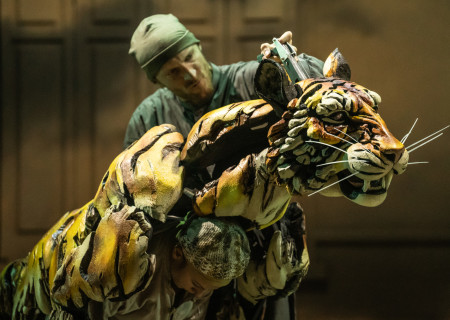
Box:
[1,0,449,319]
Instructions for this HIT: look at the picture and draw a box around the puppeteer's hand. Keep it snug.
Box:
[260,31,298,63]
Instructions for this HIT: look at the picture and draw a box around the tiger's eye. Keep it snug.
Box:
[332,112,345,121]
[323,111,346,124]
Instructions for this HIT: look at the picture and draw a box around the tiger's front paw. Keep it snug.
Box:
[90,204,155,298]
[52,205,155,308]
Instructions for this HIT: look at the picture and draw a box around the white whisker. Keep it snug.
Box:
[406,125,449,149]
[307,172,358,197]
[407,133,443,153]
[335,128,359,144]
[334,128,375,156]
[316,159,369,167]
[401,118,418,144]
[407,161,429,165]
[306,140,348,154]
[327,132,354,146]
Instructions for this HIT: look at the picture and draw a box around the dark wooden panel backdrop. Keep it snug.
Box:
[1,0,449,318]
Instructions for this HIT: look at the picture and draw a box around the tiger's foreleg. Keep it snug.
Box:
[192,149,291,229]
[50,204,155,311]
[180,99,293,228]
[237,203,309,305]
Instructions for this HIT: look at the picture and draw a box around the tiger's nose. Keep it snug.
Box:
[380,137,405,164]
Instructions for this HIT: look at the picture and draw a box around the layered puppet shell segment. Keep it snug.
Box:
[181,101,291,229]
[93,124,185,222]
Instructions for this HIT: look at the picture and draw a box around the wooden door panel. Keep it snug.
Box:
[1,0,73,262]
[90,42,142,186]
[16,0,62,27]
[16,42,65,232]
[228,0,295,62]
[90,0,135,24]
[73,0,149,204]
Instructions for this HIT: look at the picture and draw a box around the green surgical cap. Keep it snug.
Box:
[177,216,250,281]
[129,14,200,80]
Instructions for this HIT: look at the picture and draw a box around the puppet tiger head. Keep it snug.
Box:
[259,49,409,207]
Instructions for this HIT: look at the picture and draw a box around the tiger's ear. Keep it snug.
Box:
[323,48,351,80]
[254,59,301,117]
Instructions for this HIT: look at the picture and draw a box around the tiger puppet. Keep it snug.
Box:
[0,49,419,319]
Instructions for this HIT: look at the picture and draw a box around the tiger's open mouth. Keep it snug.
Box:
[337,170,388,199]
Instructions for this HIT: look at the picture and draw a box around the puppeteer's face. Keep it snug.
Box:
[171,246,230,299]
[156,45,214,109]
